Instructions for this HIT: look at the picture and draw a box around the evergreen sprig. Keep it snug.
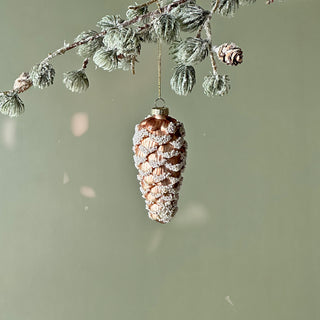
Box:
[171,37,209,64]
[0,92,25,117]
[202,73,230,96]
[152,13,180,43]
[170,64,196,96]
[30,62,55,89]
[93,48,119,71]
[63,70,89,93]
[103,26,141,55]
[97,15,124,30]
[212,0,239,16]
[126,5,148,20]
[172,2,210,32]
[74,30,104,58]
[0,0,268,117]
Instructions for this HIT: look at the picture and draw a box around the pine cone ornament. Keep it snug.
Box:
[133,107,187,224]
[217,43,243,66]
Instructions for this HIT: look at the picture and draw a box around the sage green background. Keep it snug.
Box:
[0,0,319,319]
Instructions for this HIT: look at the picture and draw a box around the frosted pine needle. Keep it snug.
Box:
[202,73,231,97]
[152,14,180,43]
[0,92,25,117]
[30,62,55,89]
[170,64,196,96]
[93,48,118,71]
[171,37,209,65]
[75,30,103,58]
[63,70,89,93]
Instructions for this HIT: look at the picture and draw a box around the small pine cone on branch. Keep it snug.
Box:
[217,43,243,66]
[13,72,32,93]
[133,107,187,224]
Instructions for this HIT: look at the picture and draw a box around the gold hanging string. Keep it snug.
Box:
[157,40,162,99]
[156,0,162,99]
[154,40,167,113]
[153,0,167,113]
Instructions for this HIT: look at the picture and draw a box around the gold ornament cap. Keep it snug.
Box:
[152,98,169,117]
[152,107,169,116]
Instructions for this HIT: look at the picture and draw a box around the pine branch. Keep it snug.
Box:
[0,0,274,117]
[3,0,189,95]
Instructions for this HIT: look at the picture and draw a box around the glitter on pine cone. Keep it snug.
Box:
[133,107,187,224]
[217,43,243,66]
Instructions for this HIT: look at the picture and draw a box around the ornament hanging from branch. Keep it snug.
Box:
[0,0,278,223]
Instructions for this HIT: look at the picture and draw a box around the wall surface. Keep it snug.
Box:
[0,1,319,319]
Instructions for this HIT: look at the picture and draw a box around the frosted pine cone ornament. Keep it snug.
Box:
[133,106,187,224]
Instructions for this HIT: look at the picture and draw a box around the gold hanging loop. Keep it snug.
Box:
[153,97,168,116]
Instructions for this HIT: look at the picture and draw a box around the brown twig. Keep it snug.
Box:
[196,0,220,38]
[82,58,89,70]
[128,0,158,10]
[131,56,136,75]
[204,21,218,74]
[5,0,189,96]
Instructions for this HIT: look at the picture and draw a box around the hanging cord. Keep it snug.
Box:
[153,40,167,113]
[157,40,162,99]
[152,0,168,115]
[156,0,162,99]
[153,40,167,115]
